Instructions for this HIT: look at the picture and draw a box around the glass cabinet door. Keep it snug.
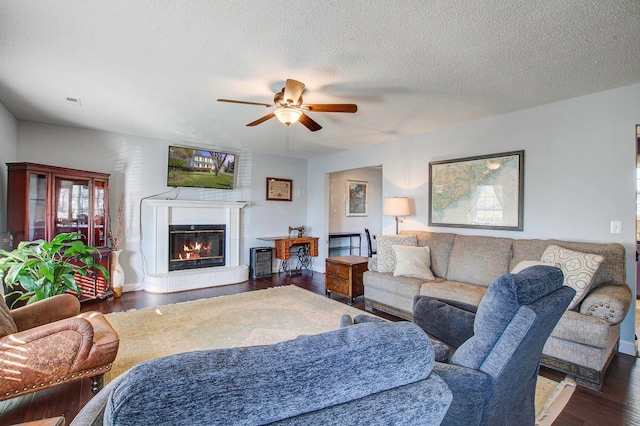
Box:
[54,177,90,241]
[28,173,47,240]
[94,180,107,247]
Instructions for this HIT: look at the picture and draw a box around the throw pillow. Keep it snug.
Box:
[541,245,604,310]
[510,260,559,274]
[0,295,18,337]
[392,245,435,280]
[376,234,418,273]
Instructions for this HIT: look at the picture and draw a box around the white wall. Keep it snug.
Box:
[309,84,640,356]
[329,167,382,256]
[0,102,18,235]
[15,122,308,288]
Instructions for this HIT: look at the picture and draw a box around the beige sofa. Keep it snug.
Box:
[363,230,632,390]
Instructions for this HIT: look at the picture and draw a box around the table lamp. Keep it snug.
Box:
[383,197,410,234]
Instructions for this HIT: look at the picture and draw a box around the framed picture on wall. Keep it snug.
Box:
[346,180,368,216]
[266,177,293,201]
[428,150,524,230]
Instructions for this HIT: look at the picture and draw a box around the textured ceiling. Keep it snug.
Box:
[1,1,639,158]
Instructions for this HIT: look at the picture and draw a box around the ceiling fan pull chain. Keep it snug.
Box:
[285,126,290,152]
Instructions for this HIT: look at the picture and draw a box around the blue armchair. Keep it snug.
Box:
[413,265,575,426]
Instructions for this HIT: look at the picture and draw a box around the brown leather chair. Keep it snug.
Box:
[0,293,119,401]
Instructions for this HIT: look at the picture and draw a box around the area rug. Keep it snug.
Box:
[535,376,576,425]
[104,285,367,380]
[104,285,574,422]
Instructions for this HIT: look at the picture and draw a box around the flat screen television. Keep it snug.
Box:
[167,145,238,190]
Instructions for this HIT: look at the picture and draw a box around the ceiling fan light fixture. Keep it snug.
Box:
[274,108,302,125]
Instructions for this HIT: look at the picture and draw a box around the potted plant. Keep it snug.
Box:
[0,232,109,307]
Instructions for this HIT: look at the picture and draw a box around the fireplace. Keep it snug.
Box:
[141,199,248,293]
[169,224,225,271]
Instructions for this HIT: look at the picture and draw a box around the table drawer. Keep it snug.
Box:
[326,262,350,280]
[326,276,350,295]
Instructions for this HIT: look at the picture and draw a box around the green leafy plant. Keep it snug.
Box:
[0,232,109,306]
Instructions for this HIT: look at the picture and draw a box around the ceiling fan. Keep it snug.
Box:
[217,79,357,132]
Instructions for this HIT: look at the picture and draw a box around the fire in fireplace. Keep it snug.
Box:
[169,224,225,271]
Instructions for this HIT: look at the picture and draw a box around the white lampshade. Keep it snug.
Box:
[274,108,302,125]
[383,197,410,216]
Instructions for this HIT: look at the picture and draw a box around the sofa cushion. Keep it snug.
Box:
[104,321,436,425]
[0,295,17,337]
[393,245,435,280]
[376,234,417,273]
[401,231,456,278]
[511,239,625,289]
[365,271,432,299]
[542,245,604,310]
[544,323,620,371]
[446,235,513,286]
[419,280,487,307]
[550,310,611,348]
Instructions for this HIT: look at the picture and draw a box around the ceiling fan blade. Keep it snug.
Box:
[218,99,273,107]
[304,104,358,113]
[298,113,322,132]
[246,113,275,126]
[283,79,305,105]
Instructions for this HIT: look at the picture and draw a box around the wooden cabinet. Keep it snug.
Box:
[325,255,368,305]
[6,162,112,301]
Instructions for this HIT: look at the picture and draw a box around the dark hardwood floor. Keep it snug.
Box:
[1,271,638,425]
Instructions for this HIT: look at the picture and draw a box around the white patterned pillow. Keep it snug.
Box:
[541,245,604,310]
[392,245,435,280]
[376,234,418,273]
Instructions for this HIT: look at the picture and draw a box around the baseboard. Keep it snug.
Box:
[619,338,637,356]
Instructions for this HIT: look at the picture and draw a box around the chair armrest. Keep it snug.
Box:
[579,284,632,325]
[0,317,95,396]
[12,294,80,331]
[432,362,490,426]
[413,295,476,349]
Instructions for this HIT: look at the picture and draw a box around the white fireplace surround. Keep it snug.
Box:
[141,199,249,293]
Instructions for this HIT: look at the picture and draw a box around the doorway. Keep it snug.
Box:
[327,166,382,257]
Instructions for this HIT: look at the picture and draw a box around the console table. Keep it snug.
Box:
[257,236,319,273]
[328,232,361,257]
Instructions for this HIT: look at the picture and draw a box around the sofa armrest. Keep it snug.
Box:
[12,294,80,331]
[579,284,632,325]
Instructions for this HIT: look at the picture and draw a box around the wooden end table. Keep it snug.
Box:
[325,255,369,305]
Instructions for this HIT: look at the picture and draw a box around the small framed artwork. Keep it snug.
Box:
[346,180,368,216]
[266,177,293,201]
[429,150,524,231]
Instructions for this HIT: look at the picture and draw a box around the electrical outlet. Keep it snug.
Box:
[610,220,622,234]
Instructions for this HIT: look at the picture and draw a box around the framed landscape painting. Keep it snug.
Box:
[346,180,368,216]
[429,150,524,231]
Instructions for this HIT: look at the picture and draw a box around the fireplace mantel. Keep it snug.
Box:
[141,199,249,293]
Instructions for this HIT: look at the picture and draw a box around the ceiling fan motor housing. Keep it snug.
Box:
[274,90,303,108]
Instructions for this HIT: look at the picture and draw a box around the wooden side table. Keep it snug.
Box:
[325,255,369,305]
